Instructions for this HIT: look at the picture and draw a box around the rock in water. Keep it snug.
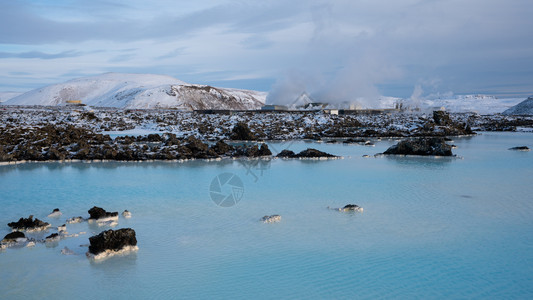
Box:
[2,231,26,243]
[47,208,62,218]
[66,216,84,224]
[61,247,76,255]
[276,150,297,158]
[340,204,363,212]
[87,228,138,258]
[45,233,60,242]
[296,148,337,158]
[261,215,281,223]
[508,146,530,151]
[88,206,119,221]
[7,215,51,231]
[383,138,453,156]
[122,210,132,218]
[277,148,337,158]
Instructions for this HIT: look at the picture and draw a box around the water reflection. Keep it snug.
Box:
[383,155,455,170]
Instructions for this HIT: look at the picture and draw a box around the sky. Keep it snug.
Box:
[1,0,532,101]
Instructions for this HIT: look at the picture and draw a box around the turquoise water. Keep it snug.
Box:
[1,132,532,299]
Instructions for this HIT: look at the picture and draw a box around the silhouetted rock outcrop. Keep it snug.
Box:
[2,231,25,242]
[384,138,453,156]
[88,228,137,256]
[508,146,530,151]
[7,215,51,231]
[88,207,118,220]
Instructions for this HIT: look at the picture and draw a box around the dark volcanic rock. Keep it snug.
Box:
[88,228,137,255]
[45,233,60,241]
[384,138,453,156]
[296,148,337,158]
[276,150,297,158]
[211,140,233,155]
[276,148,336,158]
[2,231,25,242]
[88,206,119,220]
[7,215,50,231]
[342,204,363,212]
[433,111,452,126]
[508,146,530,151]
[230,122,256,140]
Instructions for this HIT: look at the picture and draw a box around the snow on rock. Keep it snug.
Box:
[4,73,266,110]
[502,97,533,115]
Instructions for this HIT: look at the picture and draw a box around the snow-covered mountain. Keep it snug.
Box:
[502,96,533,115]
[3,73,266,110]
[422,95,523,114]
[0,92,22,103]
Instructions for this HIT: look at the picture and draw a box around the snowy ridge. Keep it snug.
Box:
[0,92,22,103]
[502,97,533,115]
[422,95,524,114]
[4,73,266,110]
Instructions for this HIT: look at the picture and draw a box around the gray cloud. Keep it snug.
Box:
[0,0,532,97]
[0,50,83,59]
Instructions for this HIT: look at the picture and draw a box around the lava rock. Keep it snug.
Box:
[296,148,337,158]
[383,138,453,156]
[230,122,256,140]
[341,204,363,212]
[88,228,137,256]
[45,233,60,242]
[261,215,281,223]
[508,146,530,151]
[433,110,452,126]
[211,140,233,155]
[88,207,119,220]
[7,215,51,231]
[66,216,84,224]
[47,208,62,218]
[276,150,297,158]
[2,231,25,242]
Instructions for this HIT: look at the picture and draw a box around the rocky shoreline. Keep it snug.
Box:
[1,107,531,163]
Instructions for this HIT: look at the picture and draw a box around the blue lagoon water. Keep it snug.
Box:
[1,132,532,299]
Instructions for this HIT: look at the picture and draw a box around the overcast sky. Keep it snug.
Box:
[1,0,532,99]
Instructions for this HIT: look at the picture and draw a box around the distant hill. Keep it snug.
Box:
[502,96,533,115]
[3,73,266,110]
[0,92,22,103]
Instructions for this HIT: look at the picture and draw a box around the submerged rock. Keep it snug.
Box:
[122,210,132,218]
[383,138,453,156]
[508,146,530,151]
[340,204,364,212]
[88,206,119,221]
[261,215,281,223]
[47,208,62,218]
[2,231,26,243]
[277,148,337,159]
[66,216,84,224]
[45,233,60,242]
[61,246,76,255]
[7,215,51,231]
[58,224,67,232]
[87,228,138,259]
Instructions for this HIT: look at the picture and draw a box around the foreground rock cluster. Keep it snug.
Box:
[2,206,137,260]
